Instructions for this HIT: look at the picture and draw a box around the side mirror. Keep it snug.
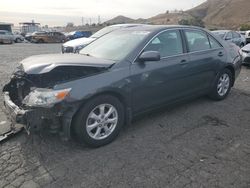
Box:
[138,51,161,62]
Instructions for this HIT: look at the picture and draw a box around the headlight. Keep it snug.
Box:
[23,88,71,107]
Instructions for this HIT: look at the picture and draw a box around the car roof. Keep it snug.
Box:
[116,25,207,33]
[212,30,230,33]
[109,24,146,28]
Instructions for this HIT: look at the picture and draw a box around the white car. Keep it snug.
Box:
[246,30,250,44]
[0,30,15,44]
[13,32,24,43]
[62,24,145,53]
[241,44,250,65]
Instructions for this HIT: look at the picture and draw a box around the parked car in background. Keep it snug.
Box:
[0,30,14,44]
[66,31,92,41]
[212,30,245,48]
[31,31,65,43]
[239,31,246,36]
[62,24,145,53]
[245,30,250,44]
[13,32,24,43]
[240,43,250,65]
[24,33,33,42]
[3,25,242,147]
[238,31,246,45]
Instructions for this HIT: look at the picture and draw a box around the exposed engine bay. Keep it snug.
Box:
[3,65,107,107]
[2,65,108,137]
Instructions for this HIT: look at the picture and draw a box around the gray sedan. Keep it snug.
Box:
[3,25,242,147]
[212,30,245,48]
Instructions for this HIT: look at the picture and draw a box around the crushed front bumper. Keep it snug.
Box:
[2,92,77,140]
[3,91,60,133]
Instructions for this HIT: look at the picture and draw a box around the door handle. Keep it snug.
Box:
[218,52,224,57]
[180,59,188,65]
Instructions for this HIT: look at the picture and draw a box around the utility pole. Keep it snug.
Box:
[82,17,84,26]
[98,15,101,24]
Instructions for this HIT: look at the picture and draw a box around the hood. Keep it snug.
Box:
[63,37,96,48]
[242,44,250,51]
[20,54,115,74]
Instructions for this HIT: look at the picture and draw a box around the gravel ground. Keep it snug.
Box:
[0,43,250,188]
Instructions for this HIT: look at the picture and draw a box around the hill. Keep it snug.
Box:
[188,0,250,28]
[147,11,194,25]
[106,0,250,29]
[105,15,135,24]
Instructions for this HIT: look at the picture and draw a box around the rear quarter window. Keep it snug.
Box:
[208,35,222,49]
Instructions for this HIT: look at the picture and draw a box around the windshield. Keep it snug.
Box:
[213,31,226,39]
[80,30,150,61]
[91,27,118,38]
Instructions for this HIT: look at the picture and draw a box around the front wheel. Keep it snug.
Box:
[209,69,233,100]
[73,95,125,147]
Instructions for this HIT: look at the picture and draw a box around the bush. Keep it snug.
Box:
[240,24,250,31]
[178,17,205,28]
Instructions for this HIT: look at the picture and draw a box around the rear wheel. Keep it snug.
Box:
[38,39,44,43]
[73,95,124,147]
[209,69,233,100]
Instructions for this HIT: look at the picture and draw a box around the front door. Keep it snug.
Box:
[130,29,190,113]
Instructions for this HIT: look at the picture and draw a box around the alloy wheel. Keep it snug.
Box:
[217,73,230,97]
[86,104,118,140]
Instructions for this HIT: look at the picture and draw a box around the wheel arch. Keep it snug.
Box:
[69,90,131,137]
[224,65,235,86]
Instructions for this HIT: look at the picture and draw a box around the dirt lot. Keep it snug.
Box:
[0,43,250,188]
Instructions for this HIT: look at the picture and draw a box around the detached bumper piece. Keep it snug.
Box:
[0,124,24,143]
[1,92,26,142]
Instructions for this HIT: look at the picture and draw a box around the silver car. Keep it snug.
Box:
[0,30,14,44]
[62,24,145,53]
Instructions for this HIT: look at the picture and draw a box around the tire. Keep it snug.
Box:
[73,95,125,147]
[209,69,233,101]
[16,38,21,43]
[38,39,44,43]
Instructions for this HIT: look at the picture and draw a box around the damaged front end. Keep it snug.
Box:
[2,64,107,139]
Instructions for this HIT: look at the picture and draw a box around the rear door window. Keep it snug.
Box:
[226,32,233,40]
[232,32,241,39]
[184,30,210,52]
[208,35,222,49]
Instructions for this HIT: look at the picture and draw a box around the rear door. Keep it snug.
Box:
[183,29,225,92]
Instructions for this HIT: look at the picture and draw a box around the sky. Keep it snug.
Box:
[0,0,206,26]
